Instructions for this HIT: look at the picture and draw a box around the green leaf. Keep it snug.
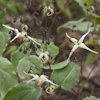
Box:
[91,13,100,18]
[91,13,100,25]
[51,62,81,90]
[0,0,25,14]
[17,55,43,79]
[4,82,42,100]
[4,46,17,56]
[75,0,87,14]
[44,60,68,70]
[11,43,31,71]
[0,9,6,24]
[0,57,17,96]
[83,96,100,100]
[84,0,93,5]
[0,27,10,56]
[85,38,99,45]
[57,18,94,33]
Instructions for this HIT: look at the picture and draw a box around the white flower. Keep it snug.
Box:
[24,71,58,86]
[39,51,50,64]
[2,24,40,45]
[66,29,98,62]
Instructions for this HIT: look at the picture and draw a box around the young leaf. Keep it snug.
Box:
[51,62,81,90]
[4,82,42,100]
[0,27,10,56]
[0,57,17,97]
[83,96,100,100]
[17,55,43,79]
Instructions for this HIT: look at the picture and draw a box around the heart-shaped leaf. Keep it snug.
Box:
[4,82,42,100]
[17,55,43,79]
[0,57,17,96]
[51,62,81,90]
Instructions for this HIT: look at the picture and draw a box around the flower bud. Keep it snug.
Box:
[21,24,28,31]
[45,85,55,94]
[39,51,49,64]
[87,6,95,13]
[43,6,54,16]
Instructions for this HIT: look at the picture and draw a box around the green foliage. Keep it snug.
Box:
[57,17,94,33]
[0,9,6,24]
[85,38,99,45]
[84,0,93,5]
[0,0,25,14]
[4,82,42,100]
[11,43,31,71]
[44,60,68,70]
[51,62,81,90]
[0,27,10,56]
[0,57,17,96]
[75,0,87,14]
[17,55,43,79]
[91,13,100,25]
[83,96,100,100]
[4,46,17,56]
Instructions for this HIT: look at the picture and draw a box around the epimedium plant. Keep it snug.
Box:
[0,0,100,100]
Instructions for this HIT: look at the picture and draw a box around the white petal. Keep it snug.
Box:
[3,24,15,31]
[66,33,78,45]
[10,33,21,42]
[27,78,35,84]
[67,45,79,60]
[79,29,90,43]
[66,59,70,65]
[79,43,98,54]
[23,71,36,78]
[45,78,58,86]
[27,36,41,45]
[22,31,27,36]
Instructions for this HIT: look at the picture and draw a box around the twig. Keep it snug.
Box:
[67,91,75,100]
[72,88,78,96]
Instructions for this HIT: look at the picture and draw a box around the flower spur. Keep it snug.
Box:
[3,24,40,45]
[66,29,98,63]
